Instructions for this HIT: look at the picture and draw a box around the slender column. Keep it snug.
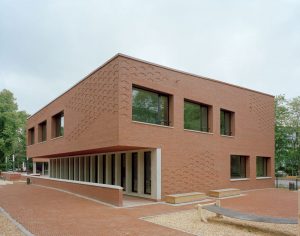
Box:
[33,162,36,174]
[126,152,132,194]
[116,153,121,186]
[151,148,161,200]
[138,151,144,195]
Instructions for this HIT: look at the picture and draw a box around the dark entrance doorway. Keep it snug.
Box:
[132,152,138,193]
[144,152,151,194]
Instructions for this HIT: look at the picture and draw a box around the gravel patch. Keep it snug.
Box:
[143,209,298,236]
[0,211,24,236]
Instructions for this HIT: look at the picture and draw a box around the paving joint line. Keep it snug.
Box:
[0,207,34,236]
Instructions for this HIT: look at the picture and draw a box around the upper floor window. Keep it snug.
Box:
[132,86,169,126]
[28,127,35,145]
[256,157,269,177]
[220,109,234,136]
[38,120,47,142]
[184,100,209,132]
[52,111,64,138]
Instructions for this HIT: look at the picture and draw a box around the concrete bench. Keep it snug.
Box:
[165,192,206,204]
[209,188,241,198]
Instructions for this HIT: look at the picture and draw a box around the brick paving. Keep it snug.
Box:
[0,184,297,236]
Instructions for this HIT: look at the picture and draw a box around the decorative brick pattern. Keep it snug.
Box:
[163,151,219,195]
[249,93,274,132]
[65,62,119,141]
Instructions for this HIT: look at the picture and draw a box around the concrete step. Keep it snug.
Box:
[165,192,206,204]
[209,188,241,198]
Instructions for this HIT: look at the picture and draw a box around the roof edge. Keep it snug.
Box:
[28,52,274,120]
[27,53,121,120]
[117,53,274,98]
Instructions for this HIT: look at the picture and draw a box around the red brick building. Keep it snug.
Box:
[26,54,274,201]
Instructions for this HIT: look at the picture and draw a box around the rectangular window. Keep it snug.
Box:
[221,109,233,136]
[52,111,64,138]
[28,127,35,145]
[132,86,169,126]
[184,100,209,132]
[38,121,47,142]
[256,157,269,177]
[231,155,247,179]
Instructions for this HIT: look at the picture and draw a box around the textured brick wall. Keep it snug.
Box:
[118,55,274,196]
[27,59,120,158]
[27,54,274,197]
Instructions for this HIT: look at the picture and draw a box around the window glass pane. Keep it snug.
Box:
[225,112,231,135]
[201,106,208,132]
[60,115,64,136]
[159,95,169,125]
[256,157,268,177]
[231,155,247,178]
[132,87,169,125]
[184,101,201,130]
[220,110,225,134]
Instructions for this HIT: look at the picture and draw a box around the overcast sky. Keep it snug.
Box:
[0,0,299,114]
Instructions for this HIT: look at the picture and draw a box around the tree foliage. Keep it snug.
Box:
[0,89,29,171]
[275,95,300,176]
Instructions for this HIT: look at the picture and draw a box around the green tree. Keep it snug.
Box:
[0,89,29,171]
[275,95,300,176]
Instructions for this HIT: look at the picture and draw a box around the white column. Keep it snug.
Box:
[116,153,121,186]
[33,162,36,174]
[97,155,102,183]
[151,148,161,200]
[126,152,132,194]
[138,151,144,195]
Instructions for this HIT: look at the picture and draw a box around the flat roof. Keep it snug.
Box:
[28,53,274,119]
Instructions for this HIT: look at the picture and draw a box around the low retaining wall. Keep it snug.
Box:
[0,172,21,181]
[28,176,123,207]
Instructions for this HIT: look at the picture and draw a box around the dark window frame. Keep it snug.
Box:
[144,151,151,195]
[132,152,138,193]
[28,127,35,145]
[52,111,64,138]
[256,156,269,177]
[184,99,210,132]
[38,120,47,142]
[132,86,170,126]
[230,155,248,179]
[221,109,233,136]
